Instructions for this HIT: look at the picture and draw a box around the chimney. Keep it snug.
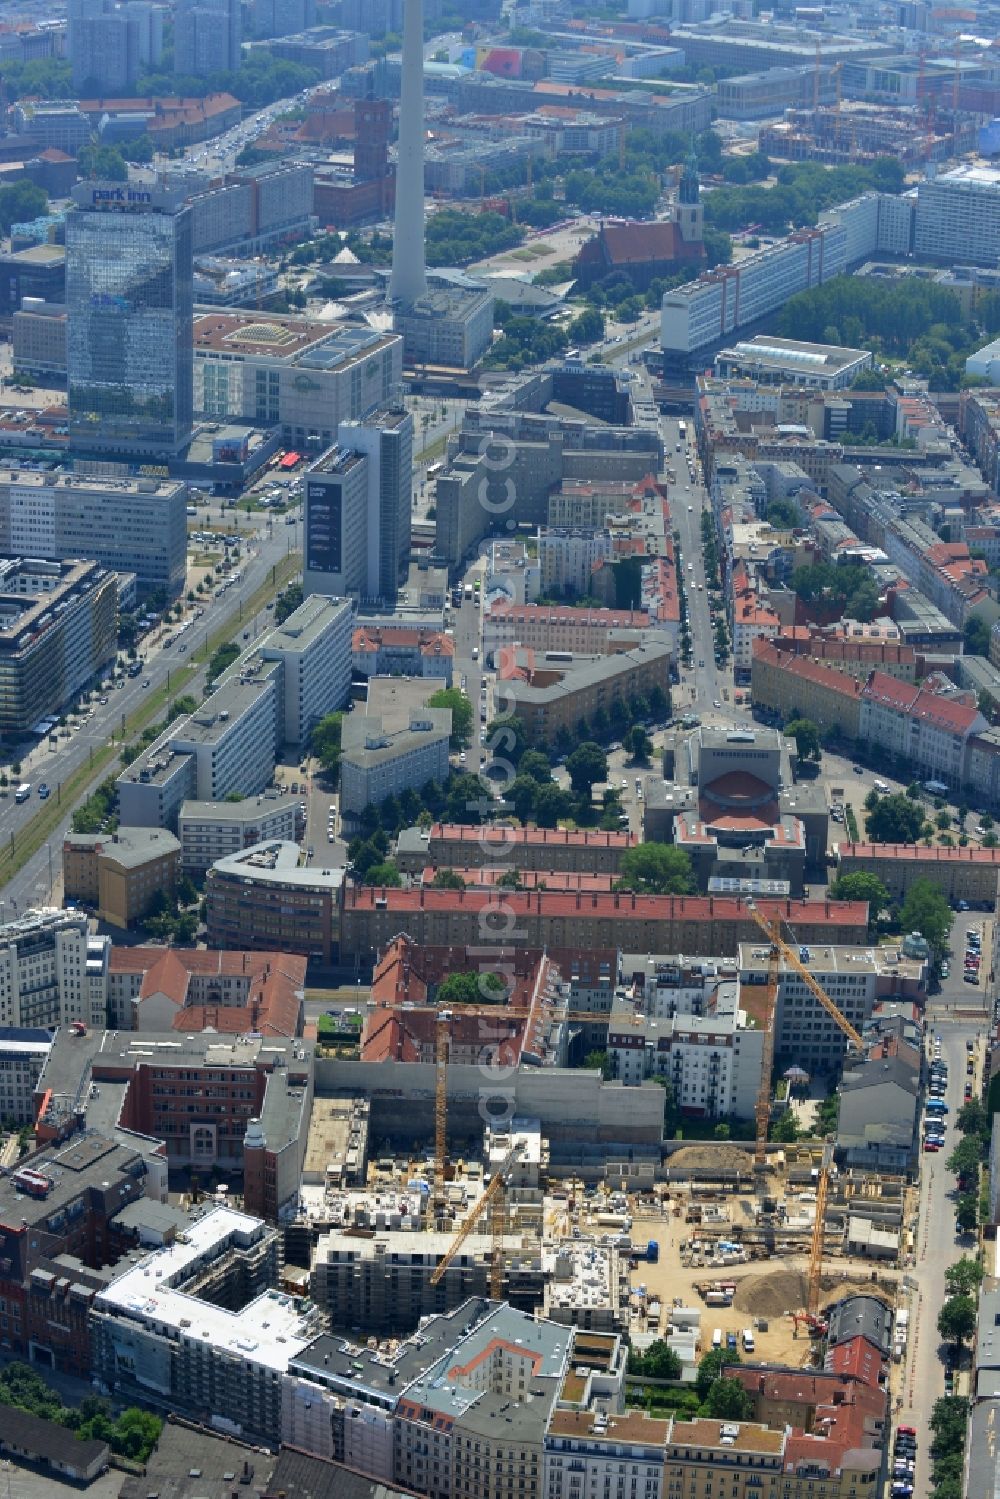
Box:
[389,0,428,305]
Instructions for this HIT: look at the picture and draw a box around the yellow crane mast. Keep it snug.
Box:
[430,1145,519,1294]
[754,940,782,1168]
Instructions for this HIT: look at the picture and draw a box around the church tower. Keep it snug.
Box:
[677,143,703,246]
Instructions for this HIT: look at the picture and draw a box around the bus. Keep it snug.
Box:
[678,420,687,439]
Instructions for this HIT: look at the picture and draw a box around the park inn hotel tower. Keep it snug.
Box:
[66,181,194,460]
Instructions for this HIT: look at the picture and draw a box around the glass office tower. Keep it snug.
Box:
[66,182,193,459]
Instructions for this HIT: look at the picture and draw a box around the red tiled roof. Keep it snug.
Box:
[429,822,635,849]
[753,640,863,698]
[861,671,983,733]
[826,1335,884,1388]
[841,842,1000,864]
[345,886,868,926]
[111,948,305,1038]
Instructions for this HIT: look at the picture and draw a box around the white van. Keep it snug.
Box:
[712,1328,723,1350]
[742,1328,755,1352]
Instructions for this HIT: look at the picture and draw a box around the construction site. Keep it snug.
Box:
[286,906,918,1393]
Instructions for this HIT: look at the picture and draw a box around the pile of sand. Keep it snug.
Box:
[668,1144,753,1172]
[734,1270,876,1317]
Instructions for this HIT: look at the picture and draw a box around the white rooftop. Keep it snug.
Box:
[94,1205,320,1372]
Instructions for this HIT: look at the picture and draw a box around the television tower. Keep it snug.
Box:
[389,0,427,305]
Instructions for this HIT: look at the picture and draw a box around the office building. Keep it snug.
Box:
[62,827,181,929]
[336,407,413,604]
[0,558,118,738]
[119,599,352,829]
[302,448,370,601]
[92,1207,321,1443]
[38,1014,311,1220]
[301,416,419,602]
[737,941,926,1071]
[193,312,401,452]
[0,909,110,1031]
[352,623,454,682]
[68,0,162,93]
[303,418,412,601]
[0,468,188,600]
[0,1028,53,1125]
[394,273,495,370]
[340,705,452,824]
[174,0,241,76]
[186,160,314,257]
[260,27,368,79]
[205,843,344,963]
[178,795,299,875]
[257,594,353,748]
[66,182,193,459]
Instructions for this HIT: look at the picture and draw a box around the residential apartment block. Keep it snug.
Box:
[0,1027,52,1125]
[396,823,638,876]
[342,888,869,967]
[859,671,987,790]
[498,641,672,746]
[751,640,864,738]
[62,826,181,928]
[340,706,452,824]
[0,909,110,1031]
[837,842,1000,907]
[483,603,658,666]
[91,1207,321,1442]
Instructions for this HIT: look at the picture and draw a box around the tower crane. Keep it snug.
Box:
[745,903,864,1320]
[430,1144,520,1298]
[754,939,782,1169]
[433,1010,450,1223]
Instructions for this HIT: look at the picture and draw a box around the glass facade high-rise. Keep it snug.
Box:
[66,183,194,459]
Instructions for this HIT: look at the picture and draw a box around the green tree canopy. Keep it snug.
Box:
[945,1256,984,1298]
[866,792,925,845]
[937,1294,976,1346]
[0,180,48,234]
[616,844,694,895]
[311,711,344,776]
[437,971,506,1005]
[695,1348,741,1398]
[431,868,466,889]
[703,1376,755,1421]
[363,860,402,887]
[783,718,821,760]
[898,877,953,959]
[627,1340,682,1380]
[828,872,889,910]
[766,498,802,529]
[566,741,608,796]
[965,615,992,657]
[427,687,473,749]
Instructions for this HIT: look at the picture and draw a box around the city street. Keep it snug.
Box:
[901,1017,980,1499]
[0,517,298,917]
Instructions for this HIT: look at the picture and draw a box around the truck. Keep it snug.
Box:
[646,1239,659,1263]
[464,583,473,600]
[14,783,30,802]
